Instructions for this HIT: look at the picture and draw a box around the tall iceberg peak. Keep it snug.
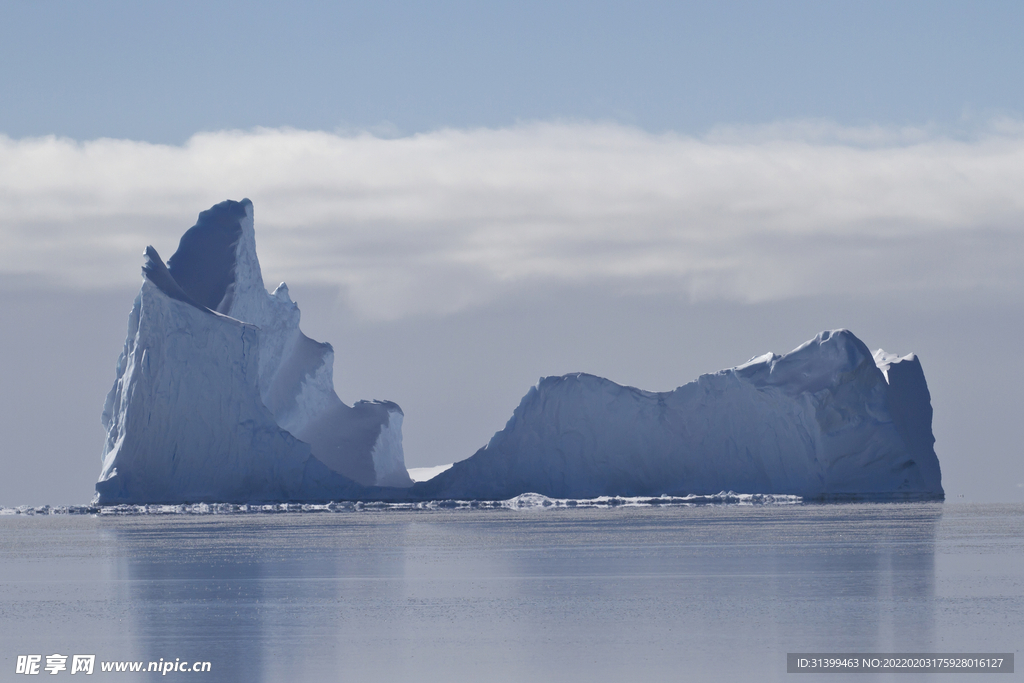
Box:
[166,199,248,313]
[97,199,411,504]
[415,329,944,501]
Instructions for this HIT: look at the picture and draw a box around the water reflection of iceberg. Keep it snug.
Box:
[110,504,940,681]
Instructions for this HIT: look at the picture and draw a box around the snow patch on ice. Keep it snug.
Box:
[408,464,455,482]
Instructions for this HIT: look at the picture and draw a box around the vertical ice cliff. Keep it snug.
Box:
[415,330,944,501]
[97,199,411,504]
[872,349,943,492]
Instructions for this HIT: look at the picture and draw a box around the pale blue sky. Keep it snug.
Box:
[2,0,1023,142]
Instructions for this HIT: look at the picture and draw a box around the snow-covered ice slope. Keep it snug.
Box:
[97,199,411,504]
[415,330,944,501]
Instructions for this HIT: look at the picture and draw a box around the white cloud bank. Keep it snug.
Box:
[1,121,1022,318]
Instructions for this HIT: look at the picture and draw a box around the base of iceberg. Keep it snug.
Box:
[1,492,805,516]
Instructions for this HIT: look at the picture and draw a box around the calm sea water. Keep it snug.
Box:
[0,503,1020,682]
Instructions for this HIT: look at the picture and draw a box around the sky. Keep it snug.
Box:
[1,1,1022,505]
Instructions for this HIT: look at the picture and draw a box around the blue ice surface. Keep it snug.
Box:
[166,199,248,312]
[140,245,208,312]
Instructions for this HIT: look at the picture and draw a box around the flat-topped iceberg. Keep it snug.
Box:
[96,199,411,504]
[414,330,943,501]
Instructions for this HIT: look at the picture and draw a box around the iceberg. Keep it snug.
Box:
[94,200,942,504]
[96,199,411,504]
[414,330,944,501]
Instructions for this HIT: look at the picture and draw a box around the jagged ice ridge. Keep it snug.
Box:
[97,199,411,504]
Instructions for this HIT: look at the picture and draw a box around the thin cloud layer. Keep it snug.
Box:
[1,122,1022,318]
